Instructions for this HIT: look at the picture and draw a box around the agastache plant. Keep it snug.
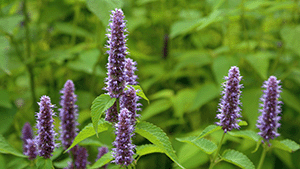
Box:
[22,122,34,154]
[104,8,128,123]
[97,147,109,169]
[24,139,37,160]
[74,147,89,169]
[36,95,56,159]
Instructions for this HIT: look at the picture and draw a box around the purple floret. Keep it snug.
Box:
[216,66,243,133]
[36,95,56,159]
[113,108,135,166]
[59,80,79,151]
[22,122,34,154]
[256,76,282,144]
[97,147,109,169]
[24,139,37,160]
[104,8,128,99]
[124,58,138,86]
[74,147,89,169]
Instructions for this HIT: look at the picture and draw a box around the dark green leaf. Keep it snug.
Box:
[91,94,116,136]
[0,134,26,157]
[281,89,300,114]
[36,157,54,169]
[141,99,172,120]
[222,149,255,169]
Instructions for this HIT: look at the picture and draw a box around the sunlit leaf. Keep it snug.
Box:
[91,151,113,168]
[176,136,217,154]
[222,149,255,169]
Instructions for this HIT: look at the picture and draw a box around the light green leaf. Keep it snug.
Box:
[135,122,185,169]
[91,94,116,136]
[246,52,272,80]
[174,51,212,72]
[0,36,10,74]
[53,158,71,168]
[212,56,239,85]
[91,151,113,168]
[55,22,94,39]
[0,134,26,157]
[197,10,223,31]
[86,0,124,26]
[36,157,54,169]
[280,25,300,56]
[172,88,197,118]
[141,99,172,120]
[176,136,217,154]
[65,120,111,152]
[281,89,300,114]
[150,89,174,100]
[271,139,300,153]
[251,139,262,153]
[170,19,202,38]
[0,90,12,108]
[136,144,164,157]
[228,130,260,141]
[0,15,23,34]
[196,125,222,139]
[189,83,220,112]
[222,149,255,169]
[128,85,149,104]
[238,121,248,126]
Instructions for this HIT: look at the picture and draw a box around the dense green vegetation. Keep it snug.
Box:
[1,0,300,168]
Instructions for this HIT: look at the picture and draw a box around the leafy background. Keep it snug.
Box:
[1,0,300,168]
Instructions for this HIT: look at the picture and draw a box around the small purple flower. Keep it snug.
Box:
[256,76,282,144]
[216,66,243,133]
[24,139,37,160]
[113,108,135,166]
[120,86,141,125]
[104,8,128,99]
[59,80,79,151]
[75,147,89,169]
[36,95,56,159]
[97,147,109,169]
[124,58,138,86]
[22,122,34,154]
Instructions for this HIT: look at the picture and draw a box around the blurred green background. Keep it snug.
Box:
[1,0,300,168]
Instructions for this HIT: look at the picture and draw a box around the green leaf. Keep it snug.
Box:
[65,120,110,152]
[251,140,262,153]
[36,157,54,169]
[196,125,222,139]
[91,94,116,136]
[55,22,94,39]
[238,121,248,126]
[271,139,300,153]
[196,10,223,31]
[173,51,212,72]
[0,36,10,74]
[246,52,272,80]
[91,151,113,168]
[141,99,172,120]
[150,89,174,100]
[280,25,300,56]
[0,106,17,134]
[212,56,239,85]
[128,85,149,104]
[135,122,185,169]
[86,0,124,26]
[0,89,12,108]
[172,88,197,118]
[228,130,260,141]
[281,89,300,114]
[0,15,23,34]
[0,134,26,157]
[176,136,217,154]
[53,158,71,168]
[170,19,202,38]
[6,158,29,169]
[136,144,164,157]
[222,149,255,169]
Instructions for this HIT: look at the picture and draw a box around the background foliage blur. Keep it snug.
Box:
[1,0,300,168]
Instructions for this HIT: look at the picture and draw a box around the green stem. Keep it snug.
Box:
[209,132,226,169]
[257,144,267,169]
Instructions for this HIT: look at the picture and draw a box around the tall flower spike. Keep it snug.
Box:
[97,147,109,169]
[74,147,89,169]
[256,76,282,144]
[36,95,56,159]
[216,66,243,133]
[22,122,34,154]
[124,58,138,85]
[113,108,135,166]
[105,8,128,98]
[59,80,79,151]
[24,139,37,160]
[120,86,141,125]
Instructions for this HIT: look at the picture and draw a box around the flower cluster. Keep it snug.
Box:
[216,66,243,133]
[113,108,135,166]
[120,86,141,125]
[124,58,138,85]
[59,80,79,150]
[22,122,34,154]
[24,139,37,160]
[36,95,56,158]
[256,76,282,144]
[74,147,89,169]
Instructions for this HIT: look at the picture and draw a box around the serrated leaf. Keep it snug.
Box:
[135,122,185,169]
[0,134,26,158]
[91,94,116,136]
[196,125,222,139]
[136,144,164,157]
[228,130,260,141]
[91,151,113,168]
[222,149,255,169]
[271,139,300,153]
[176,136,217,154]
[65,120,110,152]
[36,157,54,169]
[128,85,149,104]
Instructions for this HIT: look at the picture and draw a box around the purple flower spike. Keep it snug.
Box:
[59,80,79,151]
[105,102,118,123]
[75,147,89,169]
[216,66,243,133]
[22,122,34,154]
[113,108,135,166]
[36,95,56,159]
[25,139,37,160]
[120,86,142,125]
[105,8,128,98]
[124,58,138,85]
[256,76,282,144]
[97,147,109,169]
